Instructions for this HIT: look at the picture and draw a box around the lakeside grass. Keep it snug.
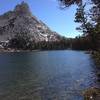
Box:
[83,87,100,100]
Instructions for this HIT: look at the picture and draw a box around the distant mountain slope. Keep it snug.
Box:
[0,1,61,42]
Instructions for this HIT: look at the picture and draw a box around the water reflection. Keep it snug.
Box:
[0,50,97,100]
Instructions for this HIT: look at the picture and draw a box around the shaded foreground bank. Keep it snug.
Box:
[83,51,100,100]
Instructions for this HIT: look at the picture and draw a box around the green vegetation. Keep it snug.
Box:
[92,51,100,68]
[59,0,100,99]
[8,35,71,50]
[58,0,100,61]
[8,32,34,50]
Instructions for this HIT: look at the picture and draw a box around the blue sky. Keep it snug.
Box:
[0,0,82,38]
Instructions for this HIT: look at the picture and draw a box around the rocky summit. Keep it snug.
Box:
[0,1,61,42]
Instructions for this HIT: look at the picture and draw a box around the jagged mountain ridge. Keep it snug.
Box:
[0,1,61,42]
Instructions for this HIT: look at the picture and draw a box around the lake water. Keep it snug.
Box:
[0,50,98,100]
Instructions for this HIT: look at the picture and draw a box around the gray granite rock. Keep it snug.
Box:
[0,1,61,42]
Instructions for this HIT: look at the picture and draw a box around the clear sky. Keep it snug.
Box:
[0,0,82,38]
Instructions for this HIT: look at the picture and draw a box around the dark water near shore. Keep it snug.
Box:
[0,50,98,100]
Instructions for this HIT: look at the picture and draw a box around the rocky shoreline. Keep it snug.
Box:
[0,48,39,53]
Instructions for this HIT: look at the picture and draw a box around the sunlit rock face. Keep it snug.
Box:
[0,1,61,42]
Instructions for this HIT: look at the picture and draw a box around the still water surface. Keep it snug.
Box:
[0,50,98,100]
